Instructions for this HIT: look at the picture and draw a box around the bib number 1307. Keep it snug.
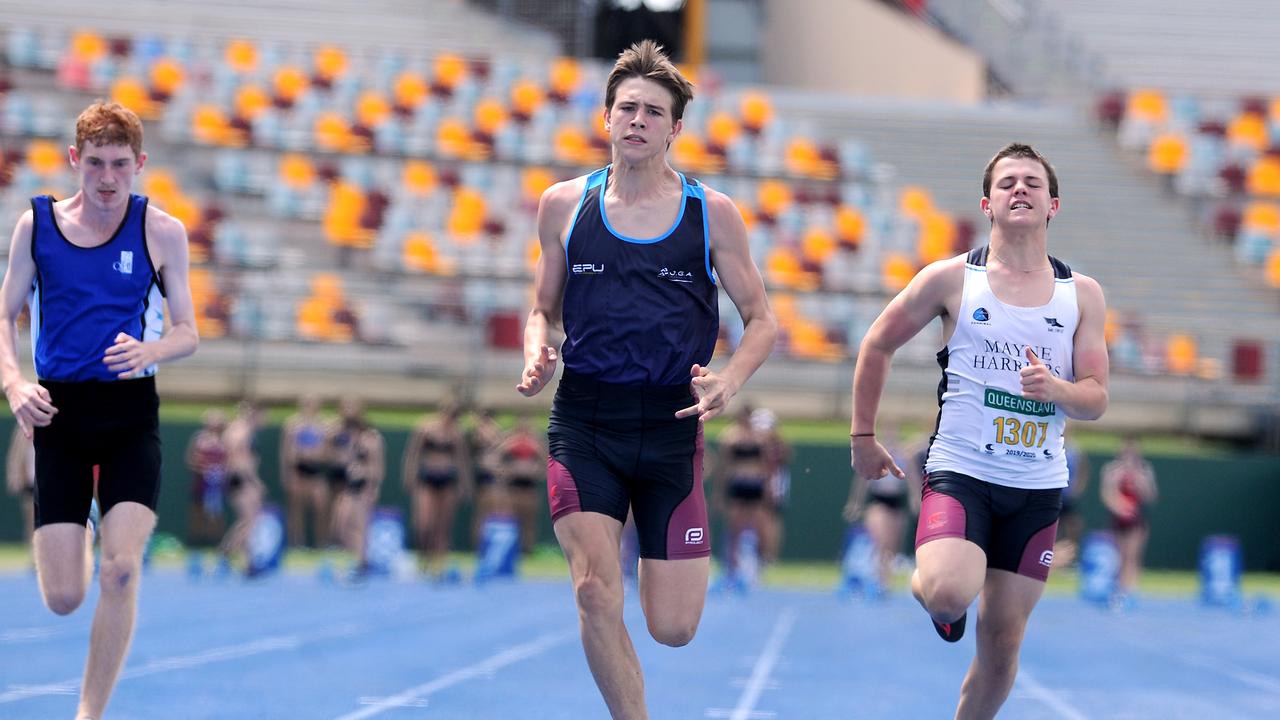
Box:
[992,417,1049,448]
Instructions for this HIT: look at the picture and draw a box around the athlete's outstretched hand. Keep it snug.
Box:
[677,363,735,422]
[850,436,904,483]
[1019,347,1059,402]
[104,332,157,379]
[5,380,56,439]
[517,345,558,397]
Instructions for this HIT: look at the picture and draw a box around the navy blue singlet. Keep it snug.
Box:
[560,166,718,386]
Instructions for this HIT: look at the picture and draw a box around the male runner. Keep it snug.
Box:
[0,100,198,719]
[517,40,776,719]
[850,143,1108,720]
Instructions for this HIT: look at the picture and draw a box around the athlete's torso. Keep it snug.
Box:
[29,194,165,382]
[925,246,1078,489]
[560,166,718,386]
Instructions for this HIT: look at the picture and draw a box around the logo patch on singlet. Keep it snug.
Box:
[971,307,990,323]
[1043,317,1065,333]
[113,250,133,275]
[1039,550,1054,567]
[571,263,605,275]
[983,387,1056,416]
[658,267,694,283]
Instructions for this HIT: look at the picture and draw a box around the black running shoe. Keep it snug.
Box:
[932,612,966,642]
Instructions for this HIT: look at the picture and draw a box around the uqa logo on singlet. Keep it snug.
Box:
[113,250,134,275]
[658,267,694,284]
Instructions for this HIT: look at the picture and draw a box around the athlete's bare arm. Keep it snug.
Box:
[850,256,964,481]
[103,206,198,378]
[1019,272,1108,420]
[0,211,55,438]
[518,179,584,396]
[677,188,777,421]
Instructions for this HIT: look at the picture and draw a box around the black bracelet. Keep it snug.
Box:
[850,432,875,438]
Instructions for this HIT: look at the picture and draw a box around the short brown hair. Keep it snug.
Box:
[604,40,694,122]
[75,101,143,157]
[983,142,1058,199]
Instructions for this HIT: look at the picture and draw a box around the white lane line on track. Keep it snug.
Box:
[1178,652,1280,694]
[1015,666,1088,720]
[333,629,578,720]
[713,606,796,720]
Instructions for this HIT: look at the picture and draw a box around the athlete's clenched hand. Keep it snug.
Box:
[104,332,157,379]
[677,363,736,422]
[5,380,56,438]
[850,435,904,483]
[516,345,558,397]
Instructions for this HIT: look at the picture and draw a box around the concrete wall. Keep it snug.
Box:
[761,0,986,102]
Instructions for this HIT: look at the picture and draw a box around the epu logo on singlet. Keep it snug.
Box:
[572,263,605,275]
[113,251,134,275]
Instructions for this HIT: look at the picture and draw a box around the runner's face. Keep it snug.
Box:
[983,157,1057,228]
[605,77,682,162]
[71,141,144,214]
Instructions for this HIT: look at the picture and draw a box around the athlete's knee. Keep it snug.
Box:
[647,616,698,647]
[97,553,142,598]
[573,569,622,620]
[43,586,86,616]
[921,582,972,622]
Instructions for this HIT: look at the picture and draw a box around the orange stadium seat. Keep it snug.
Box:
[918,212,956,264]
[26,141,64,178]
[403,232,452,274]
[739,91,773,133]
[279,154,317,190]
[403,160,438,196]
[1266,250,1280,288]
[313,46,348,83]
[1165,334,1198,375]
[707,112,741,150]
[882,253,917,291]
[273,66,309,106]
[224,40,259,74]
[1242,202,1280,234]
[324,183,373,248]
[756,180,792,219]
[521,167,556,205]
[1247,155,1280,198]
[436,118,473,159]
[235,85,272,122]
[785,137,835,180]
[433,54,468,94]
[110,77,157,119]
[734,200,757,233]
[834,205,865,248]
[511,80,545,119]
[1147,133,1188,174]
[672,134,721,174]
[1227,112,1268,154]
[394,71,429,111]
[474,98,509,137]
[70,32,108,63]
[446,188,487,241]
[554,124,592,165]
[315,112,364,153]
[1126,89,1168,124]
[149,58,184,98]
[192,105,236,146]
[526,236,542,271]
[801,227,837,265]
[548,58,582,100]
[765,247,817,290]
[356,92,392,128]
[899,186,932,219]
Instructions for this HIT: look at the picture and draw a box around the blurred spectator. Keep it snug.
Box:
[843,423,918,592]
[1101,437,1158,598]
[714,403,773,573]
[467,407,505,546]
[402,401,471,578]
[1052,427,1090,568]
[184,409,228,547]
[280,394,330,548]
[495,413,547,554]
[329,396,384,576]
[756,408,792,564]
[219,401,267,569]
[5,426,36,547]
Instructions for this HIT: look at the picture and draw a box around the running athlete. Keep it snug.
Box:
[714,404,771,573]
[495,413,547,553]
[844,424,918,591]
[281,394,330,547]
[401,402,470,576]
[516,40,777,719]
[184,409,228,546]
[0,101,198,720]
[1100,436,1156,598]
[850,143,1109,720]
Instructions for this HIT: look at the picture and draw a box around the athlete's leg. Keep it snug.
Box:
[953,569,1045,720]
[1117,525,1148,593]
[33,522,94,615]
[514,486,539,553]
[866,504,905,589]
[554,511,645,720]
[638,556,710,647]
[428,485,458,570]
[912,537,987,624]
[78,501,156,720]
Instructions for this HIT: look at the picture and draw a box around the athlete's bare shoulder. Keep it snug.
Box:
[143,203,189,246]
[1069,269,1105,302]
[538,175,590,223]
